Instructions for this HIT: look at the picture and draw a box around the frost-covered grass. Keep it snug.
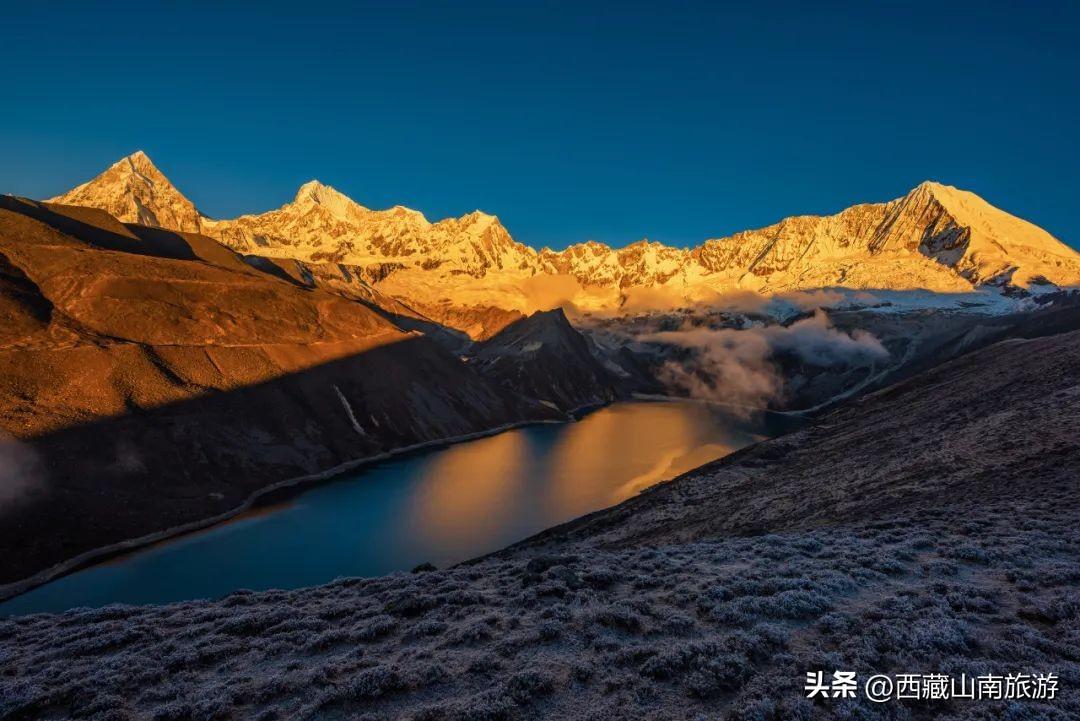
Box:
[1,495,1076,720]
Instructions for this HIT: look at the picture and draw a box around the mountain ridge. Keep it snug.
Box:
[47,152,1080,316]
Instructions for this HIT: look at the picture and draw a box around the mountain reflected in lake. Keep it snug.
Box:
[2,401,795,615]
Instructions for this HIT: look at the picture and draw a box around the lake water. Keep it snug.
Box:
[0,400,794,615]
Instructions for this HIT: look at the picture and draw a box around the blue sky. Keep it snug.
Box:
[2,1,1077,250]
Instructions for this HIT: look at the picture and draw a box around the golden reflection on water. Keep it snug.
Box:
[0,401,778,615]
[408,401,748,556]
[408,429,533,555]
[545,402,741,512]
[613,442,733,499]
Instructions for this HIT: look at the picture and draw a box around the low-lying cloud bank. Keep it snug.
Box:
[517,273,884,319]
[519,273,586,315]
[641,310,889,409]
[514,280,890,409]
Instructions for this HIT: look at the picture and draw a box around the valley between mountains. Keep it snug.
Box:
[2,152,1080,591]
[0,154,1078,719]
[3,154,1080,595]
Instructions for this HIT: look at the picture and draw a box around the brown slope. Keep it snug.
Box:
[0,197,396,351]
[0,198,553,589]
[240,256,475,352]
[0,248,52,346]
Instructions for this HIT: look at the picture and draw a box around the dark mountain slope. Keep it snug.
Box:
[471,308,625,412]
[0,199,555,591]
[3,324,1075,720]
[778,292,1080,413]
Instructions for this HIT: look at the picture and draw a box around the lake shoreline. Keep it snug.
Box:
[0,413,583,608]
[0,397,787,613]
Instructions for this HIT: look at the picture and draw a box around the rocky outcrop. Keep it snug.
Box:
[470,309,625,412]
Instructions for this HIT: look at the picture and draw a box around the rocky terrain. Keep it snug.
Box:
[0,197,633,594]
[2,323,1077,720]
[49,153,1080,329]
[48,152,203,234]
[470,309,630,414]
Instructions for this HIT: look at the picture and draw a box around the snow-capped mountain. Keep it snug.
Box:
[49,151,204,233]
[693,180,1079,290]
[198,180,540,280]
[540,240,696,289]
[48,152,1080,316]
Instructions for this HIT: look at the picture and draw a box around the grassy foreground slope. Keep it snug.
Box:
[2,330,1078,720]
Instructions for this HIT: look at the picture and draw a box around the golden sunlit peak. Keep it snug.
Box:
[114,150,160,175]
[292,179,367,215]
